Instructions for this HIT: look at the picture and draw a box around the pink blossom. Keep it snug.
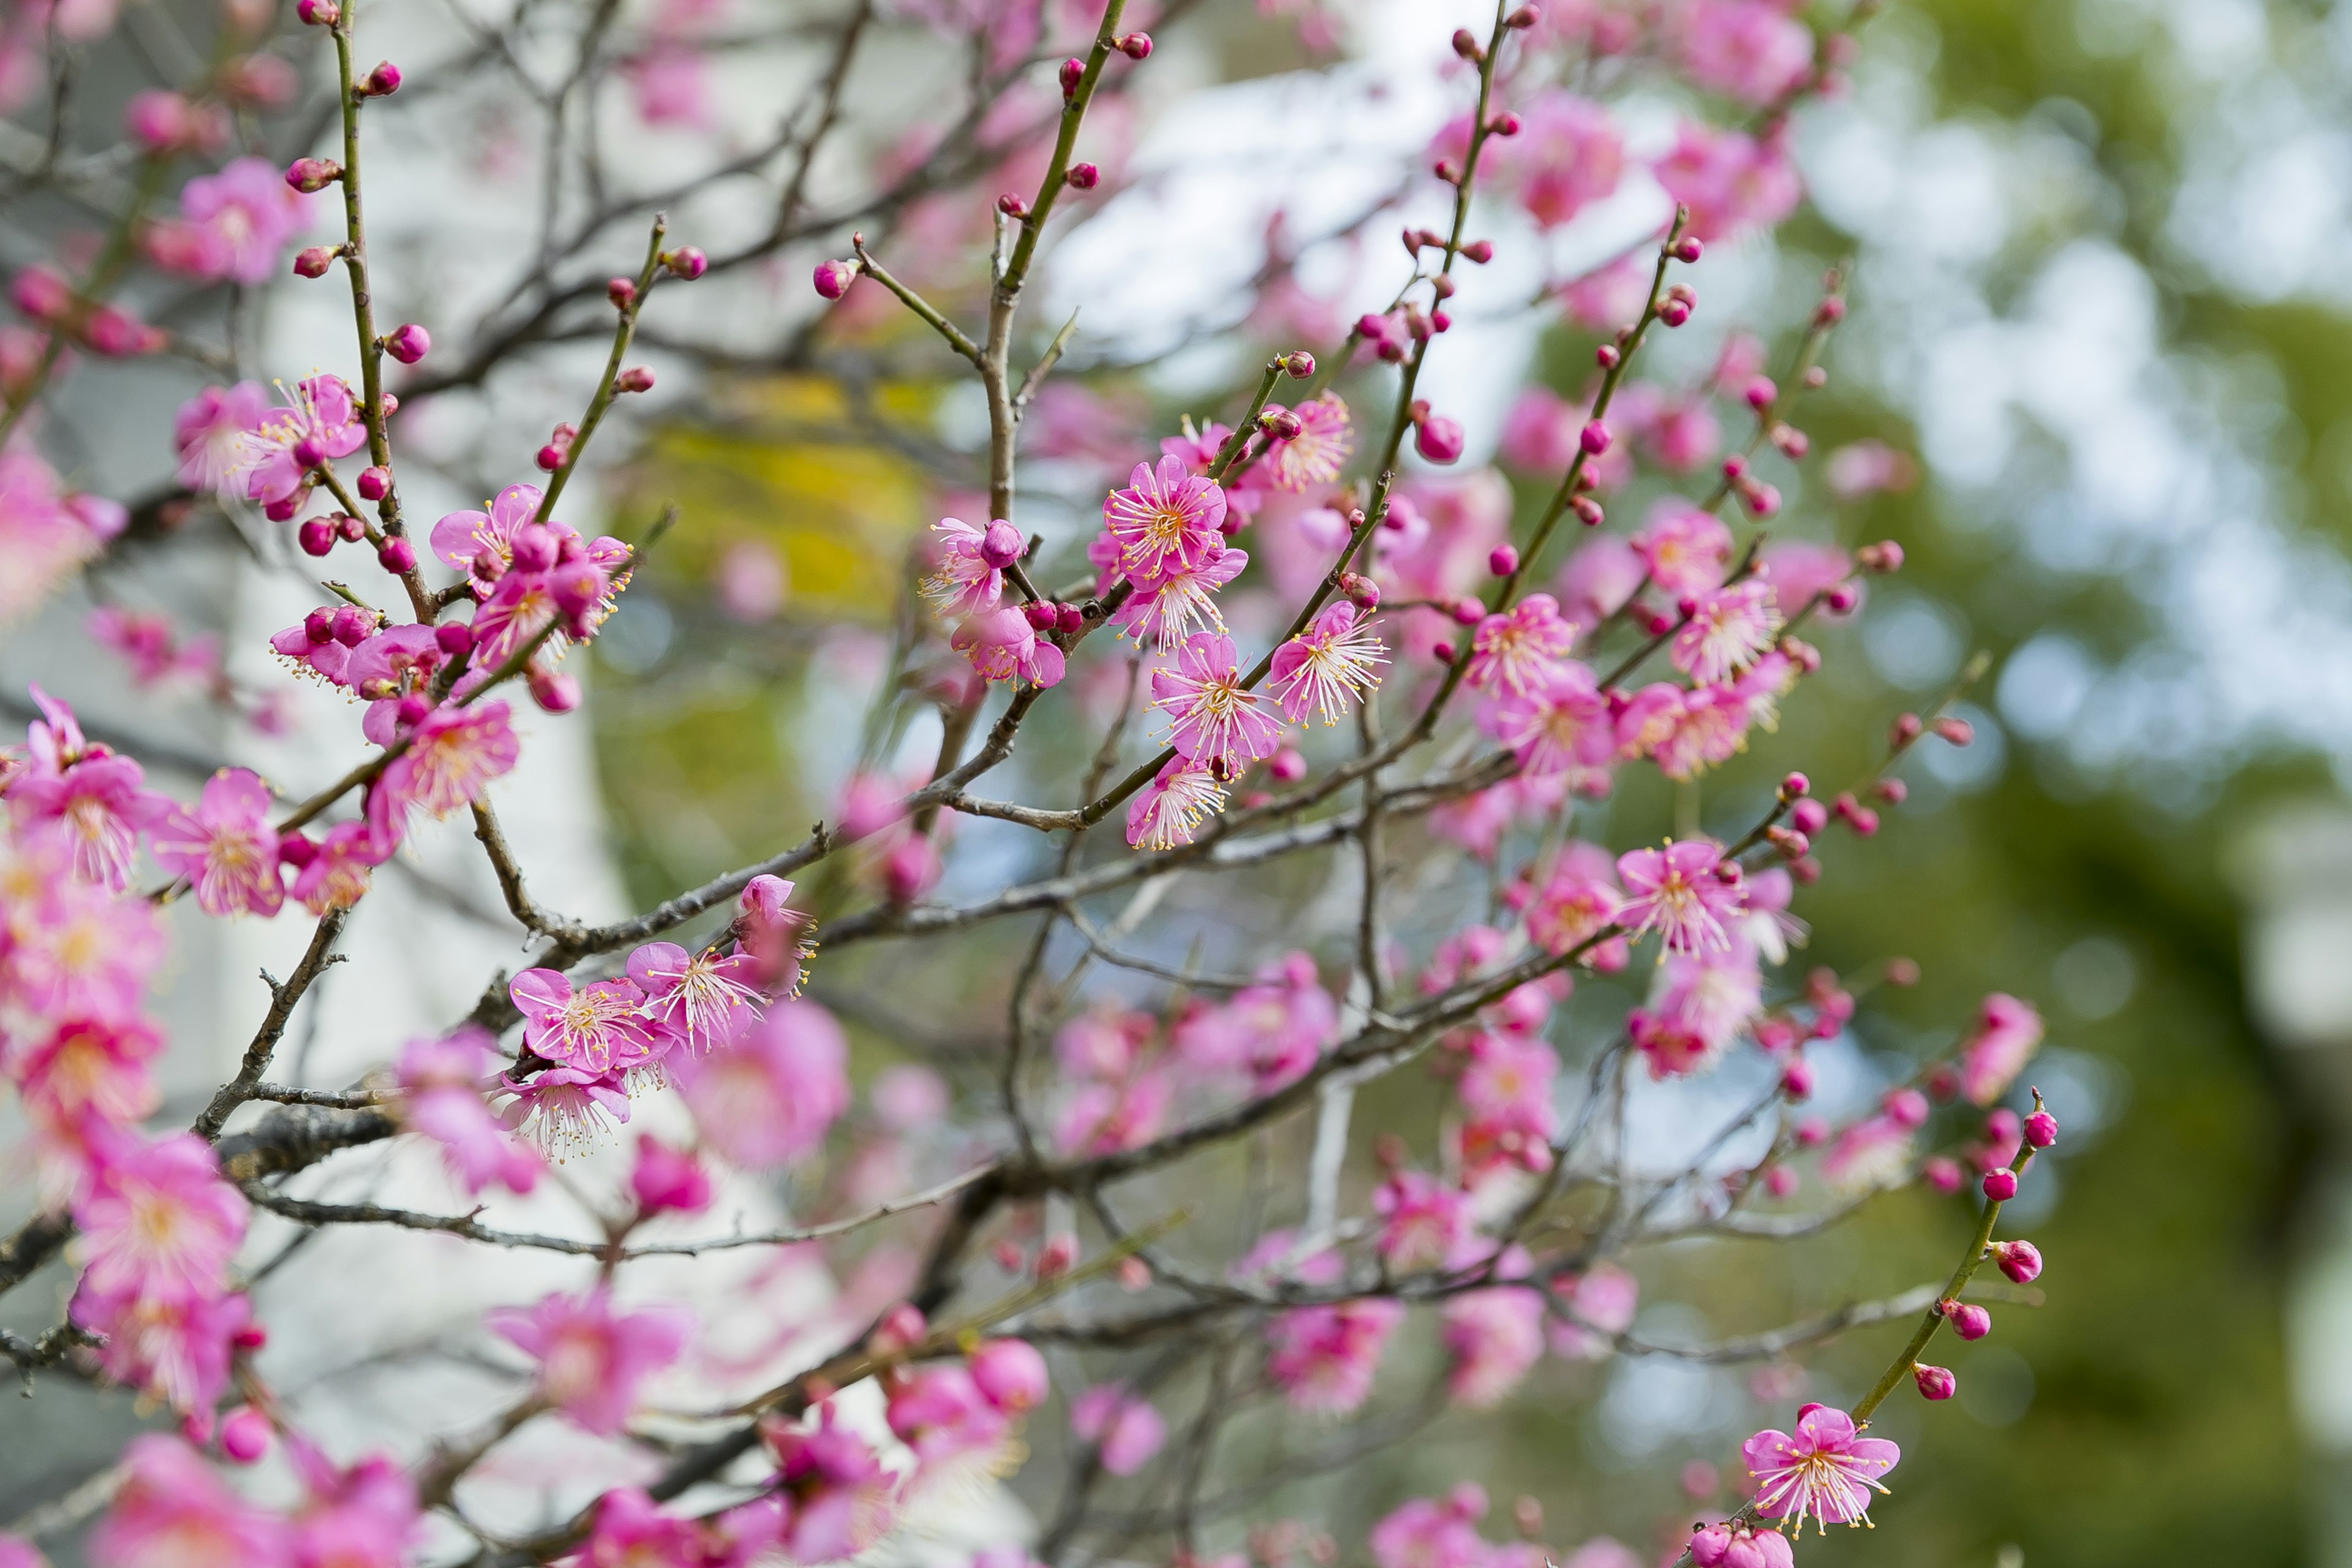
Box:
[731,872,813,993]
[1458,1031,1559,1153]
[628,940,766,1054]
[286,1449,420,1568]
[1125,758,1227,850]
[968,1336,1050,1415]
[1672,579,1782,684]
[1525,843,1623,960]
[1110,546,1247,646]
[510,968,662,1076]
[1674,0,1814,105]
[398,1028,539,1196]
[0,454,120,619]
[378,700,520,821]
[1442,1283,1546,1406]
[1555,532,1646,625]
[675,998,850,1166]
[922,516,1011,619]
[10,752,165,889]
[431,483,551,592]
[1153,632,1284,769]
[232,374,368,506]
[89,608,216,690]
[172,383,270,494]
[1686,1525,1792,1568]
[624,43,713,126]
[500,1063,631,1152]
[1373,1169,1471,1272]
[1428,774,1574,862]
[1655,121,1802,243]
[1479,660,1613,775]
[486,1285,692,1436]
[1264,1298,1403,1414]
[764,1408,898,1562]
[1180,952,1336,1091]
[91,1436,290,1568]
[1069,1384,1166,1474]
[1549,1263,1637,1360]
[291,820,386,914]
[1515,92,1624,228]
[1104,454,1228,586]
[6,1014,162,1133]
[1499,385,1580,474]
[1557,252,1651,331]
[1647,685,1755,782]
[1055,1005,1154,1081]
[1466,593,1575,696]
[153,157,311,284]
[151,767,282,917]
[1632,500,1733,597]
[1634,938,1762,1077]
[1743,1403,1900,1530]
[1561,1540,1648,1568]
[1615,839,1743,954]
[1368,1488,1490,1568]
[1055,1070,1170,1155]
[1820,1113,1912,1193]
[886,1363,1015,1488]
[1267,601,1385,726]
[71,1282,249,1415]
[1825,439,1918,499]
[575,1490,696,1568]
[628,1135,712,1216]
[1634,394,1721,475]
[1758,538,1855,620]
[73,1132,246,1303]
[1262,393,1354,492]
[1959,993,2043,1105]
[950,606,1065,688]
[2,862,165,1019]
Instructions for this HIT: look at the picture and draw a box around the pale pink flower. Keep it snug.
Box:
[6,1014,162,1133]
[675,998,850,1166]
[1825,439,1918,499]
[1466,593,1575,695]
[1153,631,1284,769]
[1647,685,1754,781]
[89,607,217,689]
[510,968,662,1075]
[624,43,712,126]
[1264,1299,1403,1414]
[1110,546,1246,646]
[1499,385,1580,474]
[730,872,814,994]
[1479,661,1613,776]
[1555,532,1647,625]
[379,700,519,821]
[0,454,119,620]
[1262,393,1354,492]
[500,1064,631,1152]
[1960,993,2043,1105]
[1373,1169,1471,1273]
[923,516,1011,619]
[951,606,1065,688]
[1056,1005,1154,1082]
[149,768,281,918]
[398,1028,539,1196]
[1104,455,1228,586]
[1267,601,1385,726]
[155,156,311,284]
[1672,579,1782,684]
[1368,1488,1490,1568]
[71,1282,249,1415]
[1758,538,1856,619]
[2,864,165,1019]
[10,753,165,889]
[1675,0,1814,105]
[91,1436,289,1568]
[628,940,766,1054]
[74,1132,246,1303]
[1070,1384,1166,1475]
[172,383,270,493]
[1656,121,1802,243]
[486,1286,692,1436]
[1637,938,1762,1074]
[1441,1283,1545,1406]
[1125,758,1226,850]
[291,820,385,914]
[1183,952,1336,1093]
[1525,843,1623,960]
[886,1364,1016,1491]
[1515,92,1625,228]
[1562,1539,1649,1568]
[579,1490,703,1568]
[764,1408,899,1563]
[232,374,368,506]
[1548,1262,1637,1360]
[1615,839,1743,954]
[1458,1032,1559,1145]
[1743,1404,1901,1531]
[1055,1071,1171,1156]
[1820,1113,1912,1193]
[1632,501,1733,596]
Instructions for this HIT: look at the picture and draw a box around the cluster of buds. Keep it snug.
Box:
[9,265,165,357]
[536,422,579,473]
[1406,399,1464,464]
[1021,600,1087,637]
[1717,453,1780,518]
[1659,282,1697,328]
[293,511,370,558]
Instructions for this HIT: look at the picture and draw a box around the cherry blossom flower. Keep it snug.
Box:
[232,374,368,507]
[1466,594,1575,695]
[89,608,217,690]
[1055,1070,1171,1155]
[1499,385,1580,474]
[1369,1487,1490,1568]
[150,767,282,917]
[1672,579,1783,684]
[1262,392,1353,491]
[1825,439,1919,499]
[486,1286,692,1436]
[1548,1263,1637,1360]
[1069,1384,1166,1475]
[1656,121,1802,243]
[886,1363,1017,1493]
[951,606,1066,688]
[146,157,311,284]
[286,1450,422,1568]
[730,873,814,994]
[628,1135,712,1215]
[1615,839,1743,955]
[91,1435,290,1568]
[1631,938,1762,1079]
[1648,685,1754,782]
[1675,0,1814,105]
[764,1407,899,1563]
[2,859,165,1019]
[1479,660,1613,776]
[674,998,850,1166]
[1743,1403,1900,1531]
[1126,758,1227,850]
[510,968,662,1076]
[628,940,766,1054]
[969,1338,1050,1413]
[500,1063,631,1152]
[10,750,165,889]
[1442,1281,1546,1406]
[74,1132,246,1303]
[377,700,520,821]
[1104,455,1227,585]
[72,1281,249,1415]
[172,383,270,493]
[1820,1112,1913,1193]
[1154,632,1284,769]
[1960,992,2044,1104]
[0,453,123,620]
[1373,1169,1471,1272]
[1180,952,1336,1092]
[1514,92,1624,228]
[7,1014,162,1134]
[431,484,554,592]
[1457,1031,1560,1170]
[398,1028,538,1196]
[922,516,1014,619]
[1265,1298,1403,1414]
[1556,532,1646,625]
[292,820,386,914]
[1109,546,1247,646]
[1525,842,1624,960]
[1267,601,1385,726]
[1632,501,1733,597]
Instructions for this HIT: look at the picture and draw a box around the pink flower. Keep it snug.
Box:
[1525,843,1623,960]
[1069,1384,1166,1475]
[91,1435,290,1568]
[1558,252,1651,331]
[0,454,119,619]
[150,767,282,917]
[1055,1070,1171,1155]
[1687,1525,1792,1568]
[1959,993,2043,1105]
[1671,579,1782,684]
[1647,685,1755,782]
[922,516,1012,619]
[73,1132,246,1304]
[579,1488,702,1568]
[1466,593,1575,695]
[1368,1488,1490,1568]
[487,1286,692,1436]
[1499,385,1580,474]
[1632,500,1733,596]
[1458,1032,1559,1151]
[430,483,551,592]
[968,1338,1050,1413]
[6,1014,162,1133]
[629,1135,712,1215]
[500,1064,631,1152]
[1125,758,1226,850]
[1267,601,1385,726]
[1153,631,1284,769]
[160,156,311,284]
[232,374,368,506]
[287,1449,420,1568]
[1442,1283,1545,1406]
[398,1028,539,1196]
[1549,1263,1637,1360]
[291,820,386,914]
[950,606,1065,688]
[1056,1005,1154,1081]
[730,873,814,994]
[1633,938,1762,1077]
[1110,545,1247,646]
[764,1408,898,1562]
[1265,1298,1403,1414]
[510,969,662,1076]
[1825,439,1918,500]
[1615,839,1743,954]
[1429,774,1574,862]
[1182,952,1336,1092]
[2,862,165,1019]
[1820,1113,1912,1193]
[71,1282,249,1415]
[378,700,520,821]
[1515,92,1624,228]
[1555,532,1646,625]
[886,1364,1015,1488]
[172,382,271,494]
[1262,392,1354,492]
[628,940,766,1054]
[1656,121,1802,243]
[1104,455,1228,586]
[1743,1403,1900,1530]
[1675,0,1814,106]
[10,752,165,889]
[675,998,850,1166]
[1479,661,1613,776]
[90,607,216,690]
[1373,1169,1471,1273]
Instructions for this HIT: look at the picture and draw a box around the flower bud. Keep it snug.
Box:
[1461,238,1494,263]
[361,60,402,96]
[1913,1363,1956,1401]
[1673,236,1703,263]
[812,260,853,300]
[1488,545,1518,577]
[969,1338,1049,1413]
[1883,1087,1929,1128]
[1338,573,1379,611]
[1766,826,1808,859]
[337,513,367,542]
[1815,296,1847,326]
[1947,1302,1991,1340]
[510,522,560,573]
[384,323,430,364]
[979,519,1024,570]
[1268,747,1306,783]
[1793,1115,1827,1148]
[1414,413,1464,464]
[85,306,164,358]
[1919,1155,1961,1193]
[1993,1239,2043,1284]
[297,519,336,557]
[295,0,336,21]
[996,192,1029,218]
[125,90,194,151]
[220,1406,271,1463]
[527,666,582,713]
[1856,540,1904,573]
[377,537,417,574]
[1035,1231,1078,1279]
[1823,584,1859,614]
[1451,597,1485,627]
[1762,1164,1797,1198]
[1570,495,1604,527]
[1262,407,1303,440]
[1450,27,1482,59]
[1066,161,1100,190]
[2024,1109,2058,1148]
[1058,57,1085,97]
[1272,350,1315,382]
[1578,420,1610,456]
[394,693,431,728]
[293,245,338,278]
[664,246,707,280]
[434,621,475,658]
[277,832,317,869]
[1982,1169,2018,1202]
[1117,32,1152,58]
[1433,157,1461,184]
[1504,4,1539,25]
[1789,798,1827,835]
[1057,603,1084,635]
[1744,376,1777,410]
[330,606,372,647]
[1022,600,1058,632]
[1779,1057,1813,1099]
[1934,716,1973,747]
[870,1302,927,1357]
[1431,640,1455,662]
[1487,112,1520,137]
[301,609,334,644]
[1875,778,1908,805]
[284,157,343,194]
[535,443,567,472]
[615,366,655,393]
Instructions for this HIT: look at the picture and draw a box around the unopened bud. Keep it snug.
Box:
[1934,716,1973,746]
[1283,350,1315,379]
[1856,539,1904,573]
[295,0,336,22]
[1578,420,1610,456]
[337,513,366,542]
[1569,495,1604,527]
[1766,826,1809,860]
[1431,640,1455,662]
[1338,573,1379,611]
[608,276,638,307]
[1815,296,1847,326]
[377,537,417,574]
[870,1302,927,1357]
[1982,1169,2018,1202]
[535,443,567,472]
[1947,1302,1991,1341]
[293,245,337,278]
[1595,342,1620,369]
[1744,375,1777,410]
[1993,1239,2043,1283]
[1823,583,1860,614]
[296,519,335,557]
[1891,712,1923,745]
[1913,1363,1956,1401]
[1875,778,1907,804]
[384,322,429,364]
[1116,32,1152,58]
[434,621,474,658]
[1673,236,1703,263]
[360,60,402,96]
[996,192,1029,218]
[2023,1109,2058,1148]
[664,246,707,280]
[1779,1057,1814,1099]
[1415,413,1464,464]
[1488,545,1518,577]
[1504,4,1539,26]
[1067,161,1100,190]
[812,260,853,300]
[615,366,655,393]
[284,157,342,193]
[1461,238,1494,265]
[1058,57,1085,97]
[1035,1232,1078,1279]
[1450,27,1482,60]
[527,666,582,713]
[1488,112,1520,138]
[328,606,372,647]
[1262,407,1304,440]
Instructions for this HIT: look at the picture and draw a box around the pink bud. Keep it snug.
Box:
[1982,1169,2018,1202]
[295,0,336,21]
[2024,1109,2058,1148]
[1856,540,1904,573]
[1414,414,1464,464]
[813,260,853,300]
[293,245,337,278]
[1431,640,1455,662]
[1778,771,1809,799]
[1452,598,1484,627]
[1935,716,1974,747]
[1118,32,1152,59]
[1283,350,1316,379]
[1883,1088,1929,1129]
[606,278,639,311]
[979,519,1024,570]
[1570,495,1604,527]
[394,693,431,728]
[384,323,430,364]
[996,193,1029,218]
[84,306,163,358]
[434,621,475,658]
[1504,4,1539,25]
[1057,603,1084,635]
[1875,778,1908,805]
[1744,375,1777,410]
[284,157,343,194]
[1338,572,1379,611]
[377,537,417,575]
[871,1302,928,1356]
[1743,481,1781,517]
[1594,343,1620,370]
[297,519,336,557]
[527,666,582,713]
[551,561,611,619]
[1815,296,1847,326]
[1487,112,1520,137]
[1913,1363,1955,1401]
[1059,57,1085,97]
[1789,798,1827,835]
[1488,545,1518,577]
[1922,1155,1962,1194]
[510,523,559,573]
[665,246,707,280]
[1066,162,1100,190]
[337,514,367,542]
[1823,584,1859,614]
[361,60,402,96]
[1993,1240,2043,1284]
[535,443,567,472]
[1948,1302,1991,1340]
[125,90,192,151]
[1578,420,1610,456]
[1673,236,1703,263]
[1450,26,1481,59]
[970,1338,1050,1412]
[1461,238,1494,264]
[1022,600,1058,632]
[1268,747,1306,783]
[1762,1164,1797,1199]
[10,265,69,322]
[219,1406,271,1463]
[303,609,334,644]
[277,832,317,869]
[1262,407,1303,440]
[1036,1232,1077,1279]
[615,366,655,393]
[329,606,372,647]
[345,468,388,505]
[1779,1058,1813,1099]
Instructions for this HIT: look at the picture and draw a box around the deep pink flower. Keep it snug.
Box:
[578,1488,701,1568]
[287,1450,420,1568]
[1373,1169,1471,1273]
[1265,1298,1403,1414]
[1515,92,1625,228]
[1615,839,1743,955]
[173,382,271,494]
[1180,952,1336,1092]
[510,968,662,1075]
[431,484,560,591]
[1687,1523,1793,1568]
[162,156,312,284]
[1109,546,1247,646]
[730,873,813,994]
[950,606,1065,688]
[1672,579,1782,684]
[674,998,850,1167]
[1442,1283,1545,1407]
[1656,121,1802,243]
[1479,660,1613,776]
[1457,1032,1559,1150]
[1632,939,1761,1078]
[71,1281,249,1415]
[1070,1384,1166,1475]
[10,752,166,889]
[151,767,282,917]
[922,516,1011,619]
[486,1286,692,1436]
[1960,992,2044,1105]
[1743,1404,1900,1531]
[397,1028,539,1196]
[6,1014,162,1133]
[269,616,353,687]
[1055,1070,1171,1156]
[1368,1488,1490,1568]
[1466,593,1575,695]
[1648,685,1755,782]
[764,1408,898,1562]
[1153,631,1284,769]
[500,1063,631,1152]
[628,940,765,1054]
[1548,1263,1637,1360]
[1125,757,1227,850]
[233,374,367,505]
[1104,455,1228,586]
[377,700,519,821]
[1267,601,1385,726]
[1262,393,1354,492]
[73,1131,246,1303]
[1525,842,1623,960]
[629,1134,713,1215]
[969,1338,1050,1414]
[291,820,386,914]
[91,1435,290,1568]
[1632,501,1733,596]
[2,862,165,1019]
[1675,0,1814,106]
[886,1363,1015,1490]
[89,607,216,690]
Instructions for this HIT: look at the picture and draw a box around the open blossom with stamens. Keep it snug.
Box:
[922,516,1011,618]
[730,873,814,994]
[292,820,386,913]
[1648,685,1754,781]
[1615,839,1743,955]
[10,753,166,891]
[1109,546,1246,646]
[432,484,560,592]
[92,1434,290,1568]
[3,868,165,1022]
[150,767,282,918]
[1104,455,1227,585]
[1262,392,1353,492]
[951,606,1066,688]
[1153,631,1284,768]
[1373,1169,1471,1273]
[74,1133,246,1303]
[172,383,270,494]
[1632,502,1733,597]
[1267,601,1385,726]
[500,1063,631,1152]
[74,1280,251,1417]
[1442,1280,1547,1408]
[1960,992,2044,1104]
[1265,1299,1403,1414]
[628,940,766,1054]
[1672,578,1783,684]
[1126,758,1226,850]
[1466,594,1575,695]
[398,1028,538,1196]
[232,374,367,506]
[1525,842,1625,962]
[1743,1404,1901,1532]
[377,700,519,821]
[8,1014,162,1137]
[486,1286,692,1437]
[1479,660,1613,776]
[510,968,662,1075]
